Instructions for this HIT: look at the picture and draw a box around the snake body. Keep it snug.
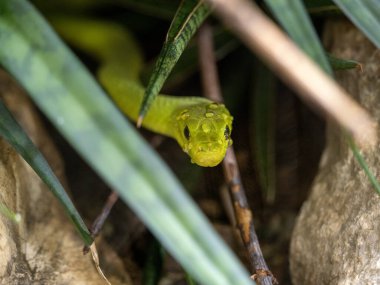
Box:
[54,19,233,167]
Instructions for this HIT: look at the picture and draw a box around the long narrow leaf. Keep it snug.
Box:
[0,1,254,285]
[0,100,92,244]
[348,136,380,195]
[138,0,210,123]
[265,0,332,74]
[327,54,362,71]
[0,201,21,223]
[304,0,339,15]
[333,0,380,48]
[145,28,239,89]
[252,63,276,204]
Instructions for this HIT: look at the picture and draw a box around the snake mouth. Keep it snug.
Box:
[190,149,225,167]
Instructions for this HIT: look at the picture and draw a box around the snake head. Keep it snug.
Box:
[175,102,233,167]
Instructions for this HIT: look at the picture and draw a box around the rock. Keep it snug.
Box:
[0,69,132,285]
[290,20,380,285]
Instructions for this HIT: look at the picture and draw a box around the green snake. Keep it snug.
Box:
[54,18,233,167]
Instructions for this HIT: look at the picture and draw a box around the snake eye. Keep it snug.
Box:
[184,125,190,140]
[224,125,230,140]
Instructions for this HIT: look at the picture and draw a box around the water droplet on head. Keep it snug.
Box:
[205,112,214,118]
[176,109,189,121]
[208,103,218,109]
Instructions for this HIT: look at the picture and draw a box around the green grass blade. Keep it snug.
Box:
[347,136,380,195]
[138,0,210,122]
[304,0,339,15]
[0,1,254,284]
[332,0,380,48]
[143,28,239,89]
[142,239,164,285]
[0,100,92,244]
[265,0,332,75]
[252,63,276,204]
[327,54,362,70]
[0,202,21,223]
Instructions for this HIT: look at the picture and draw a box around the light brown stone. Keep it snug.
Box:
[0,69,132,285]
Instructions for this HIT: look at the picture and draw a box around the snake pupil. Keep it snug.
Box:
[184,125,190,140]
[224,125,230,140]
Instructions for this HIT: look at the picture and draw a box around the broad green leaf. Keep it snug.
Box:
[0,1,254,285]
[327,54,362,70]
[251,62,276,204]
[265,0,332,75]
[332,0,380,48]
[0,100,92,243]
[138,0,210,123]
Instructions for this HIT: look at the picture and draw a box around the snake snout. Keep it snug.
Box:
[189,141,226,167]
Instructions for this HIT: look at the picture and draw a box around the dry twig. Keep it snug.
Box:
[83,191,119,254]
[204,0,377,149]
[90,191,119,238]
[197,23,276,285]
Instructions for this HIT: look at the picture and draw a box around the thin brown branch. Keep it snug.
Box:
[90,191,119,237]
[83,191,119,254]
[198,25,223,103]
[205,0,377,149]
[197,23,276,285]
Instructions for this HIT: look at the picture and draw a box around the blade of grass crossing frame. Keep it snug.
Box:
[304,0,339,15]
[252,62,276,204]
[327,54,362,71]
[332,0,380,48]
[137,0,210,126]
[0,100,92,244]
[142,239,164,285]
[151,28,239,89]
[348,136,380,195]
[0,202,21,223]
[0,1,255,284]
[264,0,332,75]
